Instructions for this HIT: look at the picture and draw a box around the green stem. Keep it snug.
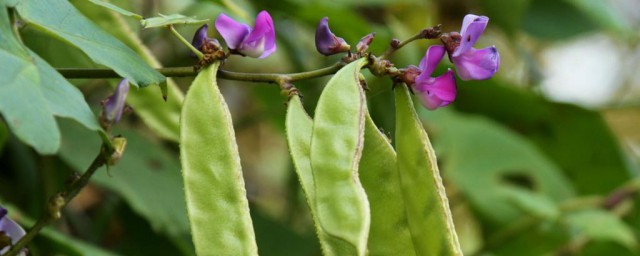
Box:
[379,25,442,60]
[3,148,108,256]
[168,25,203,60]
[57,62,346,83]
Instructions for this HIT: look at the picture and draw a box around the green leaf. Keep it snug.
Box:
[309,58,370,256]
[180,62,258,255]
[16,0,164,87]
[73,0,183,141]
[141,14,208,28]
[503,187,560,220]
[566,210,637,249]
[454,82,630,195]
[419,108,574,224]
[0,49,59,155]
[57,119,190,238]
[359,113,416,255]
[31,51,101,132]
[395,85,462,255]
[86,0,143,20]
[0,6,102,154]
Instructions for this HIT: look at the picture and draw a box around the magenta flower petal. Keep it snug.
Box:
[315,17,350,56]
[103,78,130,123]
[240,10,276,58]
[418,45,446,77]
[215,13,251,50]
[0,206,26,255]
[454,15,489,57]
[414,69,457,110]
[452,46,499,80]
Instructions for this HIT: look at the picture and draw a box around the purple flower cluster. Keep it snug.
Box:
[413,14,500,110]
[193,12,499,111]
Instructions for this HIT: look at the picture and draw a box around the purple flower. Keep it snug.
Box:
[215,11,276,58]
[315,17,350,56]
[446,14,500,81]
[102,79,130,123]
[413,45,456,110]
[0,206,26,255]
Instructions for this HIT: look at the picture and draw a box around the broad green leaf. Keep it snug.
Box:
[73,0,183,141]
[395,84,462,256]
[57,119,190,238]
[566,210,637,249]
[310,58,370,256]
[454,82,629,195]
[16,0,164,87]
[0,7,57,154]
[86,0,142,20]
[180,62,258,255]
[419,108,574,224]
[359,113,416,256]
[141,14,208,28]
[0,50,57,154]
[0,6,103,154]
[31,51,101,132]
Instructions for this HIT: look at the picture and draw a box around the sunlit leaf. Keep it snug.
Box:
[141,14,208,28]
[309,58,370,255]
[360,113,416,255]
[395,84,462,255]
[16,0,164,87]
[180,62,258,255]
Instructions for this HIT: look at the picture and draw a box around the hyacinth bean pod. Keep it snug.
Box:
[309,58,370,256]
[359,113,416,256]
[395,84,462,256]
[180,62,258,256]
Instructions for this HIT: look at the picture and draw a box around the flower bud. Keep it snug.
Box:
[315,17,350,56]
[101,78,130,125]
[356,32,375,53]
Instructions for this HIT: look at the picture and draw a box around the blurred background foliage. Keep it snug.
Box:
[1,0,640,255]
